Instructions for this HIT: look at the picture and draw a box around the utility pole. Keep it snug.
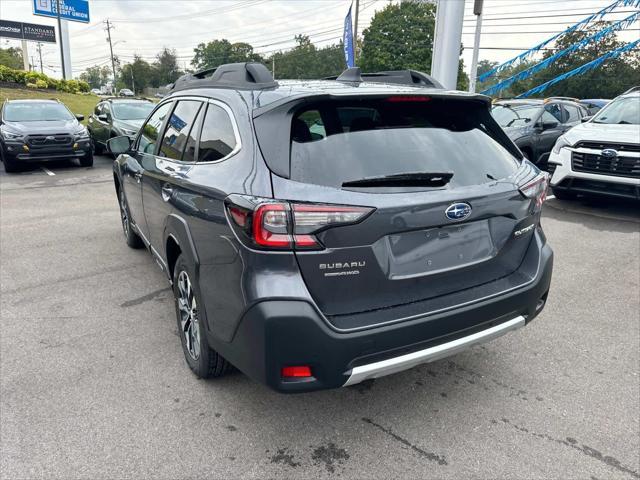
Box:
[130,67,135,94]
[105,19,117,95]
[469,0,484,93]
[353,0,360,62]
[21,39,29,71]
[56,0,66,79]
[37,43,44,74]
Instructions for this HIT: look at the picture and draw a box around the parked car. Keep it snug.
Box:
[88,98,154,155]
[0,99,92,172]
[580,99,610,116]
[118,89,135,97]
[90,88,102,95]
[548,87,640,200]
[491,98,589,167]
[109,62,553,392]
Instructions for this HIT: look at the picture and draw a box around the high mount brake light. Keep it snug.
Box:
[226,200,373,250]
[519,173,549,208]
[386,96,431,102]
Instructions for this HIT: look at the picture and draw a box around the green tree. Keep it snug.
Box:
[154,48,182,86]
[0,47,24,70]
[360,2,436,72]
[191,39,263,70]
[266,35,344,79]
[119,55,153,94]
[79,65,111,89]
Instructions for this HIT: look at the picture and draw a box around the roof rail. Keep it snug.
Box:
[622,86,640,94]
[544,96,579,102]
[170,62,277,91]
[327,69,443,89]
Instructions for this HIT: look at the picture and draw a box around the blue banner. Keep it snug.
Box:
[478,0,640,82]
[343,5,355,68]
[481,11,640,96]
[33,0,90,24]
[517,38,640,98]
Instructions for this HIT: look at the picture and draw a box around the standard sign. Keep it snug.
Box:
[0,20,56,43]
[33,0,90,23]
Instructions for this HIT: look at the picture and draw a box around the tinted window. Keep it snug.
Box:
[159,100,202,160]
[564,105,581,123]
[290,98,520,190]
[3,102,74,122]
[197,104,237,162]
[183,105,205,163]
[138,102,172,155]
[592,97,640,125]
[542,104,563,123]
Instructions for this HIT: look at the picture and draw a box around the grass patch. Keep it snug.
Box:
[0,86,99,125]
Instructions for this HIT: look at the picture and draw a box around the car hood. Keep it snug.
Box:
[3,119,81,135]
[502,125,531,141]
[565,122,640,145]
[114,119,144,131]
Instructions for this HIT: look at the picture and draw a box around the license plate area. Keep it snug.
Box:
[386,220,496,279]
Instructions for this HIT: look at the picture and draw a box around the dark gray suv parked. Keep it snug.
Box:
[109,63,553,392]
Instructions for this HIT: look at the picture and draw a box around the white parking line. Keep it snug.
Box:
[41,167,55,176]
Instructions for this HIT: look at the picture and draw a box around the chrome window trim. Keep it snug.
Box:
[145,96,242,166]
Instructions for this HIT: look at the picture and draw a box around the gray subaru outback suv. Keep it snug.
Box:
[109,63,553,392]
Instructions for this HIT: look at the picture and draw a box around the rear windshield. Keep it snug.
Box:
[290,98,520,189]
[4,103,74,122]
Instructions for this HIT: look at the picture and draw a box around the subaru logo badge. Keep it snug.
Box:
[445,202,472,221]
[601,148,618,158]
[45,135,55,141]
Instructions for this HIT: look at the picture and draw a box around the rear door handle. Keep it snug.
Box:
[161,184,174,202]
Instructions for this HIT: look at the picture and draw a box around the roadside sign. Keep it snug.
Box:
[33,0,90,24]
[0,19,56,43]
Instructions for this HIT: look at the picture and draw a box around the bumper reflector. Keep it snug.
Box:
[281,366,312,378]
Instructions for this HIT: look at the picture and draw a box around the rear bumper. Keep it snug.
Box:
[210,241,553,393]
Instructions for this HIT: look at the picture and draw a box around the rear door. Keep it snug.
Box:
[141,99,205,253]
[534,103,564,160]
[260,96,539,320]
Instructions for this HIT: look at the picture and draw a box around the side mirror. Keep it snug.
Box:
[581,115,593,123]
[97,114,108,122]
[540,120,558,130]
[107,135,132,155]
[75,114,84,121]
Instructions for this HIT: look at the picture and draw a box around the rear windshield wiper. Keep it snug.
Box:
[342,172,453,188]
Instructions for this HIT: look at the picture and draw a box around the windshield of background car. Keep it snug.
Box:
[290,97,520,189]
[112,102,155,120]
[3,103,74,122]
[491,104,541,127]
[592,97,640,125]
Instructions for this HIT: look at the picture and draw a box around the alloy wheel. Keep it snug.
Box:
[119,190,130,238]
[177,270,201,361]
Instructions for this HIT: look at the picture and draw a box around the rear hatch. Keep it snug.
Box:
[254,94,544,326]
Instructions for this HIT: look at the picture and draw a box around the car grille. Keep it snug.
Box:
[26,134,73,149]
[574,141,640,153]
[571,150,640,179]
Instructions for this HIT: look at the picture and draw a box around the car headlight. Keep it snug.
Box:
[121,128,137,136]
[74,127,90,140]
[552,135,571,154]
[0,128,23,141]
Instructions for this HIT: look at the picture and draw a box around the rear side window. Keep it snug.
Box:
[159,100,202,161]
[289,98,520,189]
[138,102,171,155]
[197,104,237,162]
[564,105,582,123]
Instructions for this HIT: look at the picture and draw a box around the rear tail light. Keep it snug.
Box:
[225,198,373,250]
[519,172,549,209]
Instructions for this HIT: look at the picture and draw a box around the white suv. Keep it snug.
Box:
[548,87,640,200]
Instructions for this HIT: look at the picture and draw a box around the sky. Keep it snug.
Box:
[1,0,639,79]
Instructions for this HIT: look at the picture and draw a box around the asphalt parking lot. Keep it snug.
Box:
[1,156,638,479]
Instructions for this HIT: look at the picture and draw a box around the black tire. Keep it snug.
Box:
[173,254,229,379]
[551,187,577,201]
[79,151,94,167]
[92,137,104,155]
[118,187,144,249]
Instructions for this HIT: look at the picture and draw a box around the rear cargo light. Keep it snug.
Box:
[519,172,549,208]
[281,366,312,378]
[225,198,373,251]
